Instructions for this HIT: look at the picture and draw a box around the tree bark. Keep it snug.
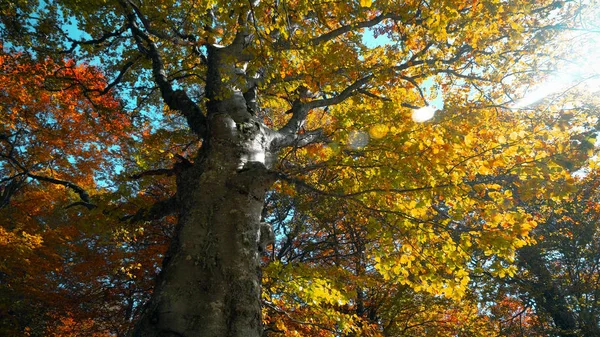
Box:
[131,41,278,336]
[132,113,276,337]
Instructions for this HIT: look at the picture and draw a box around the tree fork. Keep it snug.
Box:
[132,30,278,335]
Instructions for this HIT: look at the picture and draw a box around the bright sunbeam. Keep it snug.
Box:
[513,80,566,109]
[513,10,600,109]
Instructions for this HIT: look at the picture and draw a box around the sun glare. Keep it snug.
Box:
[412,106,436,122]
[513,79,567,109]
[514,8,600,109]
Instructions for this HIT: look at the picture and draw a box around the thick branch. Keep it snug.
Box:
[274,101,309,140]
[130,155,193,180]
[309,13,401,46]
[120,196,178,223]
[27,173,95,209]
[272,72,374,149]
[123,1,208,138]
[273,128,328,150]
[0,176,25,209]
[306,74,374,109]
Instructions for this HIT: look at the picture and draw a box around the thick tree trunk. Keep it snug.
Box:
[132,96,276,336]
[126,23,304,334]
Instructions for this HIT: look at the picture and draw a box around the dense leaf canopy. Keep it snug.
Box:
[1,0,600,336]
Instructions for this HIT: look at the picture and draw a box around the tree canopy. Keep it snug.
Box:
[1,0,600,336]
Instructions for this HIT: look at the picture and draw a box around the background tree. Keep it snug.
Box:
[476,172,600,337]
[1,0,599,336]
[0,47,158,336]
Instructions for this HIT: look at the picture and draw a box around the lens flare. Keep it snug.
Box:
[412,106,436,122]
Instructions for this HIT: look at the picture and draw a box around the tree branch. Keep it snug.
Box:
[48,54,142,96]
[99,54,143,95]
[27,173,96,209]
[122,1,208,138]
[62,26,127,54]
[130,168,177,180]
[309,13,401,46]
[306,74,374,109]
[0,175,26,209]
[120,196,178,223]
[274,171,452,199]
[273,72,373,148]
[125,0,203,47]
[358,88,392,101]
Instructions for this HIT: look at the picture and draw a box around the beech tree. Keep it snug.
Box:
[476,172,600,337]
[1,0,599,336]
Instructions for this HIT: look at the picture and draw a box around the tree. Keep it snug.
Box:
[1,0,597,336]
[476,172,600,337]
[0,47,150,336]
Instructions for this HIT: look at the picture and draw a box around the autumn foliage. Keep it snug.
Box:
[0,48,171,336]
[1,0,600,336]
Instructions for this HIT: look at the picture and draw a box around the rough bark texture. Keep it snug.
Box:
[132,42,277,337]
[132,114,275,337]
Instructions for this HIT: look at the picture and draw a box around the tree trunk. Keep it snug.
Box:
[132,116,275,336]
[132,57,277,335]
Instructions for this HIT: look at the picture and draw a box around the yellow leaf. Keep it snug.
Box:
[464,133,474,146]
[359,0,372,8]
[369,124,389,139]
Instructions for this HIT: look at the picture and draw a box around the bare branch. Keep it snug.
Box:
[273,128,329,149]
[62,26,127,54]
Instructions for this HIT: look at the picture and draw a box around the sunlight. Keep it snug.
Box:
[348,130,370,149]
[513,79,567,109]
[412,105,436,122]
[513,10,600,109]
